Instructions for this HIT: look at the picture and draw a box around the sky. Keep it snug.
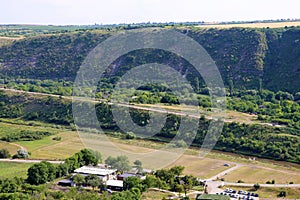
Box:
[1,0,300,25]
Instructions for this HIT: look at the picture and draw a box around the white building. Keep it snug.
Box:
[74,166,117,181]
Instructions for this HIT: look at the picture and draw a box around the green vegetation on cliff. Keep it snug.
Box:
[0,27,299,93]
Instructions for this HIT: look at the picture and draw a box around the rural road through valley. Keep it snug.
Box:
[0,87,271,126]
[0,87,219,121]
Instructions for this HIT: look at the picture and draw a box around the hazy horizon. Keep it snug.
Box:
[1,0,300,25]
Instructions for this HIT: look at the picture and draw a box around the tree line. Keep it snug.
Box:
[0,91,299,163]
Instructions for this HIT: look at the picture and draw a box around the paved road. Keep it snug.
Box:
[0,87,217,121]
[206,180,224,194]
[0,87,263,125]
[0,158,63,164]
[206,164,243,181]
[1,87,287,129]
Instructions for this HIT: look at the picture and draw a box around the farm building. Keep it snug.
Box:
[106,180,123,191]
[117,173,137,181]
[74,166,117,181]
[129,167,153,174]
[58,179,75,187]
[117,173,146,181]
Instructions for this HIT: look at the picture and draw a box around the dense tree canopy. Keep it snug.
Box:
[27,161,56,185]
[105,155,131,173]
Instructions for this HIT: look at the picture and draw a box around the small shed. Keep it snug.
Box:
[106,180,123,191]
[117,173,137,181]
[58,179,75,187]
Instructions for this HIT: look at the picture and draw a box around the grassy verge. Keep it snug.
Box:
[141,189,172,200]
[17,131,83,160]
[221,166,300,184]
[0,162,33,179]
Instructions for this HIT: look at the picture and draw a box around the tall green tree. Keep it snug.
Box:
[27,161,56,185]
[181,175,195,197]
[134,160,143,173]
[85,174,102,190]
[72,174,85,188]
[105,155,131,173]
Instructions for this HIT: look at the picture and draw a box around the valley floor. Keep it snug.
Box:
[0,119,299,199]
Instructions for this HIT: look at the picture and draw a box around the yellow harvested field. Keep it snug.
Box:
[81,133,182,169]
[80,133,235,176]
[0,37,20,47]
[197,21,300,29]
[0,141,20,155]
[1,119,298,184]
[221,166,300,184]
[167,154,232,179]
[21,131,84,160]
[15,129,300,183]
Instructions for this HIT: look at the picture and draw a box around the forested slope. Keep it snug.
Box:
[263,28,300,93]
[0,27,299,93]
[0,31,109,80]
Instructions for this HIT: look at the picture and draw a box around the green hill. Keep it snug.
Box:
[0,27,299,94]
[0,31,109,80]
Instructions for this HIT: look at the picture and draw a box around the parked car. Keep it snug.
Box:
[100,188,112,194]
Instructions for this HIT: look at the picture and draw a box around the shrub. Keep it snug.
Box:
[52,136,62,141]
[174,140,187,148]
[1,130,53,142]
[0,148,11,158]
[125,132,136,140]
[278,190,286,197]
[253,183,260,190]
[12,149,30,159]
